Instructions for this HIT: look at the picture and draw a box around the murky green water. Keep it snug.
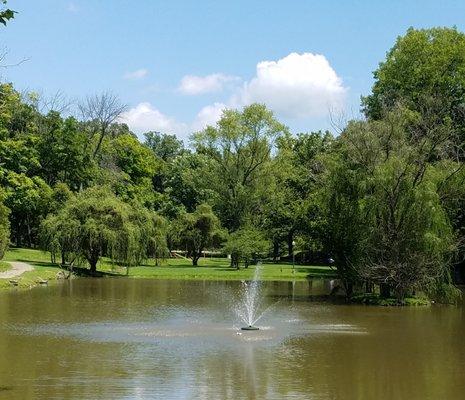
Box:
[0,279,463,399]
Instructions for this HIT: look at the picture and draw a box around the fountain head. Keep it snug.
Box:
[241,325,259,331]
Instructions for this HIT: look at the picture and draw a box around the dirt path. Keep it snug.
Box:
[0,261,34,279]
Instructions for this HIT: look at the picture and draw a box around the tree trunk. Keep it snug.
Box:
[26,215,32,248]
[380,283,391,298]
[273,240,279,262]
[365,279,373,294]
[287,231,294,257]
[344,281,353,301]
[89,260,97,275]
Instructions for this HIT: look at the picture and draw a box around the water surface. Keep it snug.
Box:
[0,278,463,399]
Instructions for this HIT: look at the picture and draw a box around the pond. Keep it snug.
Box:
[0,278,464,399]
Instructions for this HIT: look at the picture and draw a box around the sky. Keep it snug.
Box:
[1,0,465,142]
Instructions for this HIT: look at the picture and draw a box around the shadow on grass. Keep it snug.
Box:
[15,259,60,269]
[164,264,202,269]
[296,267,337,277]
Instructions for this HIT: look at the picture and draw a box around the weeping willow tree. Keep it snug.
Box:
[40,187,166,274]
[320,109,458,302]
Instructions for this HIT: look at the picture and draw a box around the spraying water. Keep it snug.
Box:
[237,264,262,329]
[235,263,282,330]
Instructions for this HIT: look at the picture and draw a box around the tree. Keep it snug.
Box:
[144,131,185,161]
[36,112,94,189]
[0,1,15,26]
[146,213,169,266]
[362,27,465,144]
[223,227,269,269]
[4,172,53,247]
[175,204,225,266]
[161,152,214,215]
[192,104,287,231]
[79,92,127,158]
[0,188,9,259]
[40,187,153,274]
[319,110,457,301]
[265,131,333,258]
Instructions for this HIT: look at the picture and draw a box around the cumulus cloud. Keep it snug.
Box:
[238,52,347,118]
[178,73,239,95]
[123,68,148,80]
[120,102,187,136]
[192,102,227,131]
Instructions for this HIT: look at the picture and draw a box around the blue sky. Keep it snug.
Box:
[1,0,465,141]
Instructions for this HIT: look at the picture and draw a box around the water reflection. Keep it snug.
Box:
[0,279,463,399]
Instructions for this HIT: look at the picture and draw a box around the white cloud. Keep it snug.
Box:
[123,68,148,80]
[178,73,239,95]
[120,102,187,136]
[192,102,227,131]
[238,52,347,118]
[121,52,346,140]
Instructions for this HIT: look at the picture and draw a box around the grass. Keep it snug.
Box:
[1,247,337,286]
[0,248,63,290]
[0,261,12,273]
[96,254,336,281]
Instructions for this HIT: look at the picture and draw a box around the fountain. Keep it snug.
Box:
[236,263,264,331]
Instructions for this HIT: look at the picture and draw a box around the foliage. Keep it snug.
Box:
[40,187,164,274]
[192,104,287,231]
[174,204,225,265]
[0,188,9,259]
[223,226,270,269]
[144,131,185,161]
[362,27,465,144]
[0,1,15,26]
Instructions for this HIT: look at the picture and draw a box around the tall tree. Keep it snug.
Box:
[79,92,127,158]
[192,103,287,231]
[174,204,225,266]
[362,27,465,145]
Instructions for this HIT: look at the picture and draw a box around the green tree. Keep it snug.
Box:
[320,111,457,301]
[223,226,269,269]
[362,27,465,144]
[0,188,9,259]
[0,1,15,26]
[40,187,153,274]
[175,204,225,266]
[37,112,94,189]
[192,104,287,231]
[4,172,53,247]
[144,131,185,161]
[266,131,333,259]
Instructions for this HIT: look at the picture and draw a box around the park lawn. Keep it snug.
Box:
[0,261,12,272]
[3,247,336,282]
[0,248,63,289]
[98,255,336,281]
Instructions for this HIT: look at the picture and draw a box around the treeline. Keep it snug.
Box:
[1,27,465,302]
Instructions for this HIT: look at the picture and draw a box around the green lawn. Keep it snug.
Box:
[0,261,12,273]
[1,248,63,289]
[2,247,336,284]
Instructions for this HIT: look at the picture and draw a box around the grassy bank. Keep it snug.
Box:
[0,249,61,289]
[0,261,12,272]
[2,247,336,284]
